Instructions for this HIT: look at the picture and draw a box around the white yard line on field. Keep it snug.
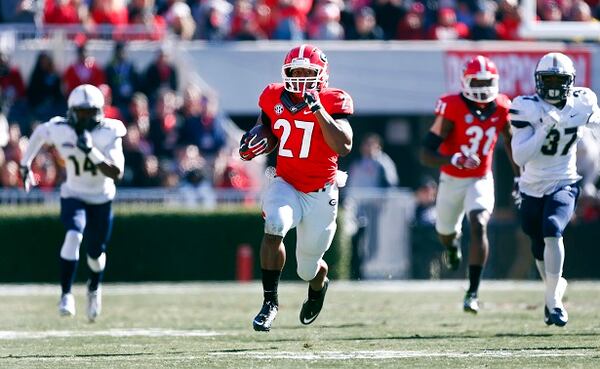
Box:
[1,349,592,362]
[208,349,594,360]
[0,281,599,296]
[0,328,223,340]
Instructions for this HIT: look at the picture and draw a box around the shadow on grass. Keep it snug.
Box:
[1,351,186,360]
[251,330,600,343]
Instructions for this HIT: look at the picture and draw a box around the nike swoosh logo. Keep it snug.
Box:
[303,110,312,115]
[301,316,318,324]
[570,114,578,118]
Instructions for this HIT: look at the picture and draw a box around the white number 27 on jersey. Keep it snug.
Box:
[274,119,314,158]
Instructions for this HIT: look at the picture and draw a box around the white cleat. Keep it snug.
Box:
[59,293,76,317]
[87,288,102,322]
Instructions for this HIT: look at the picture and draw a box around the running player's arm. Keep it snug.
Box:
[96,136,124,181]
[583,89,600,138]
[420,115,454,168]
[510,98,554,166]
[314,109,352,156]
[501,122,520,177]
[20,122,51,167]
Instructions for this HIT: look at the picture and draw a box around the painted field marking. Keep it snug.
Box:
[0,328,223,340]
[208,349,594,360]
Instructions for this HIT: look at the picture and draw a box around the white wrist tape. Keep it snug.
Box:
[450,152,463,167]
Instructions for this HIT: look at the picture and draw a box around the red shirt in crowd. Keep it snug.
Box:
[63,58,106,95]
[0,67,26,100]
[44,0,80,24]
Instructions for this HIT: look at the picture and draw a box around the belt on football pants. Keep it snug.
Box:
[311,182,334,193]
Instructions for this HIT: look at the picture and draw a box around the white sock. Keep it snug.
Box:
[535,259,546,281]
[543,237,565,309]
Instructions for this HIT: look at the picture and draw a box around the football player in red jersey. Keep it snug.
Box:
[240,44,354,332]
[420,55,519,313]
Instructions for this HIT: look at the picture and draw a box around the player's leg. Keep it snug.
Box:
[253,178,302,331]
[520,193,549,324]
[82,201,113,322]
[462,174,495,313]
[541,184,579,326]
[435,173,469,271]
[296,184,338,325]
[58,197,86,316]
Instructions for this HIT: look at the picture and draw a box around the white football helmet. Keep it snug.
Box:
[535,52,576,104]
[67,84,105,132]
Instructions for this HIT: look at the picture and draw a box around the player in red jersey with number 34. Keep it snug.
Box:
[420,55,519,313]
[239,44,354,332]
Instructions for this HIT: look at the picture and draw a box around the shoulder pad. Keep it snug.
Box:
[321,88,353,116]
[262,83,283,96]
[495,94,511,109]
[573,87,598,108]
[509,95,539,126]
[48,116,68,125]
[259,83,284,110]
[102,118,127,138]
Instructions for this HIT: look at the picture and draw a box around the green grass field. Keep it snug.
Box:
[1,281,599,368]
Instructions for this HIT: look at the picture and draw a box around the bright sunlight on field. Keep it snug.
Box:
[1,281,599,369]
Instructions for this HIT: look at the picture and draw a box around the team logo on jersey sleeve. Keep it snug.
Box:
[274,104,284,115]
[464,114,474,124]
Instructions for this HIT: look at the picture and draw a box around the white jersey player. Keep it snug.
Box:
[510,52,600,327]
[19,84,126,321]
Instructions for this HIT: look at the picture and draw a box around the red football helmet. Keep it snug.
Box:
[461,55,499,103]
[281,44,329,94]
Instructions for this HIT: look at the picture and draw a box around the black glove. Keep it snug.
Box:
[19,164,35,192]
[512,177,522,209]
[303,89,323,113]
[76,131,93,154]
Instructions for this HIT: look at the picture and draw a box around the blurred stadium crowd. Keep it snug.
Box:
[0,0,597,42]
[0,0,598,194]
[0,41,251,194]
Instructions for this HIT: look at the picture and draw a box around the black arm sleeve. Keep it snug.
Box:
[422,132,443,151]
[260,110,272,126]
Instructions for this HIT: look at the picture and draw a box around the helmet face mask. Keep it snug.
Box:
[282,44,329,95]
[67,84,105,133]
[535,52,575,104]
[461,55,499,104]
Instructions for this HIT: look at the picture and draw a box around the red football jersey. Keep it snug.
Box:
[435,93,510,178]
[259,83,354,192]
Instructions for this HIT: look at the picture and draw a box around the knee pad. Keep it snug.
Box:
[543,216,562,238]
[87,252,106,273]
[296,254,320,281]
[60,230,83,261]
[264,209,293,237]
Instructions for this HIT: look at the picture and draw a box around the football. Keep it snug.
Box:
[247,124,279,155]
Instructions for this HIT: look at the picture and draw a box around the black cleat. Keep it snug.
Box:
[544,305,553,326]
[299,278,329,325]
[550,307,568,327]
[444,246,462,271]
[252,301,278,332]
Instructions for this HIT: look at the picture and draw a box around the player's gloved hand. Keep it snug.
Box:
[76,131,93,154]
[451,151,481,170]
[303,89,323,113]
[19,164,36,193]
[239,131,268,161]
[512,177,522,209]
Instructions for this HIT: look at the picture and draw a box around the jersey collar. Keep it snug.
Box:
[460,94,497,122]
[281,91,308,114]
